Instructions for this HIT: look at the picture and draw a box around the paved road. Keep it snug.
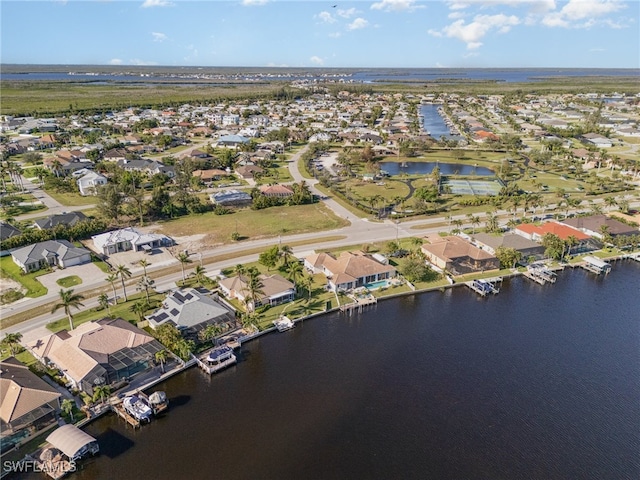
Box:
[3,145,640,340]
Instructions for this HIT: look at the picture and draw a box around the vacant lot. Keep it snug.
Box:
[156,203,349,244]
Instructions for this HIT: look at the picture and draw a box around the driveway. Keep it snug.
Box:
[36,263,108,297]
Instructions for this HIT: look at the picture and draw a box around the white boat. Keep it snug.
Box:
[123,395,153,422]
[273,316,295,332]
[206,345,237,373]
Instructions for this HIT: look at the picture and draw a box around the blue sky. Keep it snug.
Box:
[1,1,638,68]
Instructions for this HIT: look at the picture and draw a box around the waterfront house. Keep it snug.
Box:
[91,227,173,255]
[0,357,61,449]
[304,251,396,291]
[471,232,545,261]
[515,222,593,245]
[146,288,237,336]
[421,234,500,275]
[219,273,295,310]
[562,215,637,240]
[10,240,92,273]
[28,318,164,395]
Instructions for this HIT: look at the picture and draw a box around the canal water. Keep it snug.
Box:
[419,103,463,141]
[24,262,640,480]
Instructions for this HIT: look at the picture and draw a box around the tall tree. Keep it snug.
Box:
[105,273,118,304]
[115,264,132,302]
[176,252,192,282]
[51,289,85,331]
[1,332,23,356]
[98,293,111,316]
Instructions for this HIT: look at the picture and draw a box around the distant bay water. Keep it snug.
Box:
[1,67,638,84]
[18,261,638,480]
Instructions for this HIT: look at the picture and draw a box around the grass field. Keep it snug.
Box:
[42,190,99,207]
[157,202,349,240]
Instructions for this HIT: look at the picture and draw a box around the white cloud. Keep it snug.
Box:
[310,56,324,65]
[318,11,336,23]
[435,13,520,49]
[347,17,369,30]
[329,31,342,38]
[141,0,173,8]
[151,32,167,42]
[541,0,625,28]
[109,58,123,65]
[241,0,268,5]
[371,0,422,12]
[337,7,358,18]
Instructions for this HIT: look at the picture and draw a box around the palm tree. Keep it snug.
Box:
[286,261,304,292]
[1,332,23,356]
[155,349,169,374]
[234,264,246,278]
[51,289,85,331]
[61,398,76,423]
[130,301,149,323]
[136,276,155,302]
[244,269,265,313]
[138,258,151,276]
[92,385,111,405]
[115,265,132,302]
[198,324,223,345]
[191,265,207,287]
[98,293,111,316]
[176,252,192,283]
[279,244,294,267]
[105,273,118,304]
[301,274,314,301]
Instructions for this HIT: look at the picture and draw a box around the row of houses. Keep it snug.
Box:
[421,215,637,275]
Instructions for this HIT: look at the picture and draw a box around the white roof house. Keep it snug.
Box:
[91,227,173,255]
[76,170,108,196]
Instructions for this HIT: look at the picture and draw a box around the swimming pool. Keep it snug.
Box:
[365,280,389,290]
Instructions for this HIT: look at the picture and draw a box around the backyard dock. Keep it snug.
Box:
[466,278,500,297]
[110,403,140,429]
[194,346,237,375]
[523,264,557,285]
[580,256,612,275]
[340,293,377,314]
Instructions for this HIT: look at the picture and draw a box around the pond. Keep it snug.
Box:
[380,161,494,176]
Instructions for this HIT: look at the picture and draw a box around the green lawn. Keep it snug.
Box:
[56,275,82,288]
[42,190,99,206]
[0,257,48,297]
[47,291,165,333]
[157,202,349,240]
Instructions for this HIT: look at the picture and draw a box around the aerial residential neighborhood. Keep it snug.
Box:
[1,71,639,478]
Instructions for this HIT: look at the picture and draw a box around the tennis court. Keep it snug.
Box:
[444,178,503,196]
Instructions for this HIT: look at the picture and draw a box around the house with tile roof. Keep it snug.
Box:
[219,273,295,310]
[421,234,500,275]
[471,232,545,261]
[146,288,237,335]
[27,318,164,395]
[562,215,638,239]
[10,240,92,273]
[259,184,294,198]
[304,251,396,291]
[0,357,61,447]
